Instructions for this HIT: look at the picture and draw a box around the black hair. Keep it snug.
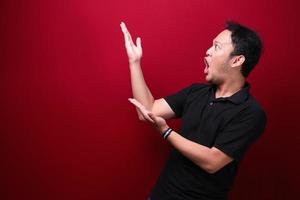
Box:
[225,21,263,77]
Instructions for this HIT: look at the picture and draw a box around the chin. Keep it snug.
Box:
[205,75,211,82]
[207,80,214,84]
[205,76,218,85]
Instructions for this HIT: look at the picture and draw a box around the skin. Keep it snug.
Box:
[121,22,246,174]
[204,29,246,98]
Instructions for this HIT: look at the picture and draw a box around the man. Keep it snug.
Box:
[120,21,266,200]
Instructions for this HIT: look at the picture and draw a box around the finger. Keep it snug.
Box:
[128,98,154,123]
[136,37,142,50]
[128,98,145,110]
[134,105,154,123]
[120,23,131,46]
[120,22,134,46]
[148,113,156,122]
[141,110,155,123]
[120,22,129,34]
[120,22,130,37]
[148,113,157,122]
[148,112,155,119]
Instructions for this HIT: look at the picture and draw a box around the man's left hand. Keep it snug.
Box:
[128,98,169,134]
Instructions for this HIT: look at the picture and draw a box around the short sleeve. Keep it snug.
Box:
[214,106,267,161]
[163,83,198,118]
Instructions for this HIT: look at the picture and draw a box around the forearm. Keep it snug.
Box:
[128,95,232,173]
[165,130,219,173]
[129,62,155,110]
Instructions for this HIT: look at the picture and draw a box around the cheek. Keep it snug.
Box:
[213,51,230,65]
[211,55,223,68]
[211,57,228,73]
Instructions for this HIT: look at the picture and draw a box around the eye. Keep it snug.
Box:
[214,44,220,50]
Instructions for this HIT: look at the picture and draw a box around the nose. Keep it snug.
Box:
[206,46,213,57]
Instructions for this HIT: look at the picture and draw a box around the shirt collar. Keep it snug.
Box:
[210,82,250,104]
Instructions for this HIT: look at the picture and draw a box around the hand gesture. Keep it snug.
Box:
[128,98,169,134]
[120,22,143,64]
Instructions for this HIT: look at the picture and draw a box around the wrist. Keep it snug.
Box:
[129,60,141,66]
[159,125,170,136]
[161,127,173,140]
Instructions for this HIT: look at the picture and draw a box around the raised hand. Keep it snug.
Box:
[120,22,143,64]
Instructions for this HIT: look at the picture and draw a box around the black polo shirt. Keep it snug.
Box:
[150,83,266,200]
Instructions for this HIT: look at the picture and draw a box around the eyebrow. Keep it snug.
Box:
[213,40,231,46]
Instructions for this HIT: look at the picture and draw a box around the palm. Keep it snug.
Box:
[120,22,142,63]
[128,98,168,133]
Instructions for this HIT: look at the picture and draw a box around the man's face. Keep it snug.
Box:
[204,30,235,84]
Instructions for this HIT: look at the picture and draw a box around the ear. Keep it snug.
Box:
[231,55,245,68]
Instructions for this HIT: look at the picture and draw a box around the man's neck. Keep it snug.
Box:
[215,78,245,99]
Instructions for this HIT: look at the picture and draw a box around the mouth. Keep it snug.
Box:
[204,57,209,74]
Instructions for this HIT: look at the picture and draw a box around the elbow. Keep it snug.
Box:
[206,167,219,174]
[198,162,220,174]
[200,147,232,174]
[204,167,219,174]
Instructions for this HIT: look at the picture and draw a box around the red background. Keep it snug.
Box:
[1,0,300,199]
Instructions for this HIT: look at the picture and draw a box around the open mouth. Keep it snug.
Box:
[204,57,209,74]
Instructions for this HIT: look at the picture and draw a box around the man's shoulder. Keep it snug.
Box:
[243,95,267,121]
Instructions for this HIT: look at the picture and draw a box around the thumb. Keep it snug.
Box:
[136,37,142,49]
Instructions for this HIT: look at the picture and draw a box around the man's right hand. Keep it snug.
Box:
[120,22,143,64]
[120,22,176,121]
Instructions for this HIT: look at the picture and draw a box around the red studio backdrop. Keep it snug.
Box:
[1,0,300,199]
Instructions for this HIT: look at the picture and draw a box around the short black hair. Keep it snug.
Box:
[225,21,263,77]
